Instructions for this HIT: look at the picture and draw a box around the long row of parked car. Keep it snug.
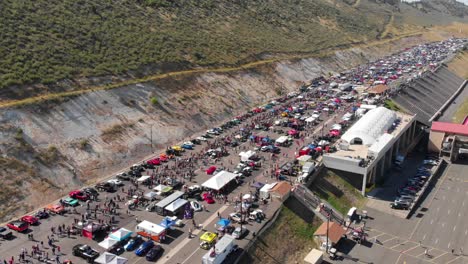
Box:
[390,155,439,210]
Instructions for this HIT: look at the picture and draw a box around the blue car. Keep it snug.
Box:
[135,240,154,256]
[181,144,193,150]
[125,236,143,251]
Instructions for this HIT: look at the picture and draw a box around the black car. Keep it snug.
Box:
[116,173,132,181]
[82,187,99,197]
[34,210,49,219]
[390,201,410,210]
[72,244,100,263]
[146,245,164,261]
[95,182,116,192]
[191,139,202,145]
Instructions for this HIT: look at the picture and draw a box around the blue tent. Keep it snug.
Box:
[160,217,176,229]
[217,218,231,227]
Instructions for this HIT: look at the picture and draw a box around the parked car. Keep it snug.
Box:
[229,213,243,223]
[45,203,65,215]
[206,166,217,175]
[190,201,202,212]
[390,201,410,210]
[63,197,79,207]
[34,210,49,219]
[203,193,215,204]
[69,190,90,201]
[135,240,154,256]
[116,172,132,181]
[20,215,39,225]
[72,244,100,262]
[7,221,29,232]
[232,226,248,239]
[95,182,116,192]
[82,187,99,197]
[146,245,164,261]
[107,179,123,186]
[125,236,143,251]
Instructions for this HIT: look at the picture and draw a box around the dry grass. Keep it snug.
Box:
[447,51,468,79]
[101,122,135,141]
[246,205,321,264]
[453,98,468,123]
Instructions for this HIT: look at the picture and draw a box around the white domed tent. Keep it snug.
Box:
[341,107,396,146]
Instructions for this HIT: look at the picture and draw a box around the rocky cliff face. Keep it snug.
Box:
[0,34,426,222]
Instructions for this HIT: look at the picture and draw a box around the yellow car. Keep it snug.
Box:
[171,145,183,152]
[199,232,217,250]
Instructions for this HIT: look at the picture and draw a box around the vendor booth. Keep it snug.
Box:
[144,192,158,201]
[82,222,108,240]
[109,228,132,241]
[202,171,238,191]
[164,198,188,216]
[95,252,127,264]
[136,220,167,242]
[137,175,151,183]
[98,238,119,250]
[153,184,173,196]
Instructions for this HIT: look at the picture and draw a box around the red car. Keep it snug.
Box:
[206,166,217,175]
[203,193,215,204]
[21,215,39,225]
[147,158,161,166]
[69,190,90,201]
[7,221,29,232]
[159,154,169,162]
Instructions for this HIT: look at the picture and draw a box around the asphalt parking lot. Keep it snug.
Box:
[0,93,349,264]
[330,161,468,264]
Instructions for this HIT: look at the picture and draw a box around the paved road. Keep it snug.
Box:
[329,162,468,264]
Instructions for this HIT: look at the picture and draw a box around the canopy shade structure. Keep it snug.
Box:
[109,228,133,241]
[137,175,151,182]
[164,198,188,213]
[217,218,231,227]
[341,107,396,146]
[202,171,238,191]
[95,252,117,264]
[98,238,119,250]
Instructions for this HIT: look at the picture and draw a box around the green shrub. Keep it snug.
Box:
[150,97,158,105]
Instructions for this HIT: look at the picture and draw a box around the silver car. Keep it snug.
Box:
[232,226,248,239]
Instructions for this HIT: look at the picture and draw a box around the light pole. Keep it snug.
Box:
[326,213,330,253]
[149,124,155,153]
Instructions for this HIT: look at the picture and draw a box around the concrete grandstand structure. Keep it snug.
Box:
[393,65,465,125]
[323,107,417,195]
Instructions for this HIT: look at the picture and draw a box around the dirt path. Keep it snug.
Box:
[352,0,361,8]
[380,13,395,39]
[0,31,422,109]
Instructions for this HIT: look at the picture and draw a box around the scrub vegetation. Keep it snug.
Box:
[0,0,388,93]
[244,202,321,264]
[311,168,366,215]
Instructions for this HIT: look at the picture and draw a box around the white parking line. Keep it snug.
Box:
[435,238,439,244]
[422,234,426,241]
[453,226,456,231]
[442,222,445,228]
[448,209,451,215]
[430,219,434,225]
[465,230,467,235]
[448,242,451,249]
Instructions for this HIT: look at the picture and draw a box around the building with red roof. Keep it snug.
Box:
[428,120,468,161]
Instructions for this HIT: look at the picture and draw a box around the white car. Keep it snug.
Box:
[190,201,202,212]
[197,136,207,141]
[229,213,243,223]
[107,179,123,186]
[232,226,248,239]
[423,160,437,166]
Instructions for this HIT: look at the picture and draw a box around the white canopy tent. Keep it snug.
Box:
[202,171,238,191]
[165,198,188,213]
[95,252,117,264]
[108,256,128,264]
[109,228,133,241]
[137,175,151,182]
[98,238,119,250]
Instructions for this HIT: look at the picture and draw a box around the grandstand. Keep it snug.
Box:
[393,65,465,126]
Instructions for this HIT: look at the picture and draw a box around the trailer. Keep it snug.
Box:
[201,235,236,264]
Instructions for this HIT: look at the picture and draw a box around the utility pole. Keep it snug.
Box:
[239,192,243,231]
[326,213,330,253]
[150,124,153,153]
